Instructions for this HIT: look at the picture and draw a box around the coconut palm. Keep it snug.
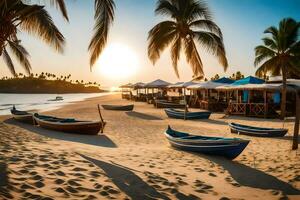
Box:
[254,18,300,119]
[148,0,228,79]
[0,0,65,76]
[45,0,115,68]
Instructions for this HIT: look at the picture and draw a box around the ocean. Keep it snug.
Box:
[0,93,111,115]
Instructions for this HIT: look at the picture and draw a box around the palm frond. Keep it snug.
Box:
[170,35,181,78]
[262,37,278,50]
[147,21,177,64]
[50,0,69,21]
[254,45,277,66]
[2,48,16,76]
[183,36,204,79]
[155,0,178,18]
[189,19,222,38]
[194,31,228,70]
[255,56,280,77]
[88,0,115,68]
[185,0,212,22]
[20,5,65,53]
[8,40,31,74]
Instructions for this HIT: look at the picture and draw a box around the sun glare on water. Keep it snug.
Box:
[96,43,139,79]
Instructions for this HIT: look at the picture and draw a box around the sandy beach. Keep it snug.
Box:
[0,93,299,200]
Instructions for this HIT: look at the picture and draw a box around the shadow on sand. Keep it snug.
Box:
[200,154,300,195]
[0,162,12,199]
[80,154,170,200]
[125,111,162,120]
[201,119,228,125]
[268,135,300,144]
[5,118,117,148]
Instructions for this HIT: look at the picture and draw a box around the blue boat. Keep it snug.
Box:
[164,126,249,159]
[165,108,211,120]
[229,122,288,137]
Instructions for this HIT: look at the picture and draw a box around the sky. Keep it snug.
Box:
[1,0,300,88]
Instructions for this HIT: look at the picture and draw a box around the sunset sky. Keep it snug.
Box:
[1,0,299,88]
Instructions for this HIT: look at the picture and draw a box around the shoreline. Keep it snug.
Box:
[0,93,299,199]
[0,92,114,116]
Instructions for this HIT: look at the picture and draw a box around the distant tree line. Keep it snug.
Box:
[0,72,104,93]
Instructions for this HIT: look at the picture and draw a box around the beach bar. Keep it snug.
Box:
[187,77,234,111]
[144,79,171,104]
[120,83,133,100]
[131,82,147,101]
[167,81,197,104]
[217,77,299,118]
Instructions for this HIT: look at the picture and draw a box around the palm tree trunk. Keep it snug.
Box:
[281,66,287,119]
[292,90,299,150]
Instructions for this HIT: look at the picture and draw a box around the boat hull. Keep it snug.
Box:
[168,139,249,160]
[10,109,34,124]
[229,123,288,137]
[155,100,186,109]
[164,126,249,160]
[165,108,211,120]
[12,114,34,124]
[34,115,104,135]
[102,104,134,111]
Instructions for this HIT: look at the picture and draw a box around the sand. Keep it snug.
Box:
[0,93,299,200]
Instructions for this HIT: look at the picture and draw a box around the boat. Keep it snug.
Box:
[48,96,64,101]
[228,122,288,137]
[154,100,186,108]
[10,106,34,124]
[164,126,249,159]
[33,113,105,135]
[101,104,134,111]
[165,108,211,120]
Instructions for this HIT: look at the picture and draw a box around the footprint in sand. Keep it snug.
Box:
[72,167,87,172]
[67,180,81,187]
[55,171,66,176]
[33,181,45,188]
[194,180,214,194]
[65,186,78,193]
[31,175,43,181]
[208,172,217,177]
[94,183,102,189]
[54,179,65,184]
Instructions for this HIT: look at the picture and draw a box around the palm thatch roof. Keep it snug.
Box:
[168,81,197,88]
[145,79,171,88]
[119,83,133,88]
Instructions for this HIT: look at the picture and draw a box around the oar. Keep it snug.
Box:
[97,104,105,133]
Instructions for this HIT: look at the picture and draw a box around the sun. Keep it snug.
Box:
[95,43,139,79]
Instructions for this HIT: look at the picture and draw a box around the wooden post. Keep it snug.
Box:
[97,104,105,133]
[264,90,267,118]
[292,89,299,150]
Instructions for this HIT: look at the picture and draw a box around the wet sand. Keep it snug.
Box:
[0,94,299,199]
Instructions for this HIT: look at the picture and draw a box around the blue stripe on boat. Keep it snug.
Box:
[229,122,288,137]
[165,108,211,120]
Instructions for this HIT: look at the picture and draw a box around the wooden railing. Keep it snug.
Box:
[227,103,278,118]
[227,103,247,115]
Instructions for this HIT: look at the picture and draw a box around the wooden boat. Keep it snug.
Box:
[10,106,34,124]
[229,122,288,137]
[165,108,211,120]
[33,113,105,135]
[101,104,134,111]
[164,126,249,159]
[155,100,186,108]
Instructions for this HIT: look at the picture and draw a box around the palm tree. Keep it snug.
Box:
[0,0,65,76]
[148,0,228,79]
[254,18,300,119]
[45,0,115,69]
